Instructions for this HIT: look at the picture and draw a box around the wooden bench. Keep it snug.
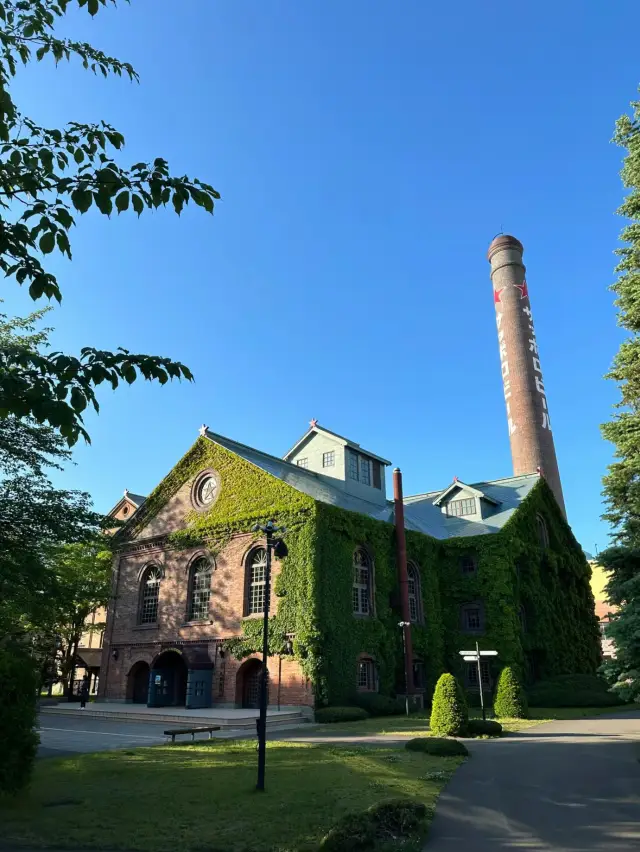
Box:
[164,725,221,743]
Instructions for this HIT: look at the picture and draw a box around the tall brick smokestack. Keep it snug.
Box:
[488,235,566,518]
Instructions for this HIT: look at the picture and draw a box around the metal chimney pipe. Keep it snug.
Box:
[393,468,414,698]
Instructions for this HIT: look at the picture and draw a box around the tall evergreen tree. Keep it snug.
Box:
[600,87,640,701]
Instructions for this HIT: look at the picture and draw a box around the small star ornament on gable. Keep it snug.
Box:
[309,418,318,429]
[199,424,209,437]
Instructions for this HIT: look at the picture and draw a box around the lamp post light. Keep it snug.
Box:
[251,520,287,792]
[398,621,411,716]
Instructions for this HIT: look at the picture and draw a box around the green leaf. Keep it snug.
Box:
[70,387,88,413]
[56,232,72,258]
[39,232,55,255]
[71,189,93,214]
[55,208,74,229]
[132,194,144,216]
[115,191,129,213]
[74,148,85,164]
[93,192,113,215]
[121,364,136,384]
[87,0,99,16]
[39,149,54,173]
[172,191,184,215]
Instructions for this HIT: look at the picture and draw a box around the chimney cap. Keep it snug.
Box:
[487,234,524,261]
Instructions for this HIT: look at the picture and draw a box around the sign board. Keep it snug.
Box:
[462,655,479,662]
[458,650,498,656]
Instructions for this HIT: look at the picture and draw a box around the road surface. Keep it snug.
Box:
[427,710,640,851]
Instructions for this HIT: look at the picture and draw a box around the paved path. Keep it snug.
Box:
[37,714,169,758]
[427,710,640,851]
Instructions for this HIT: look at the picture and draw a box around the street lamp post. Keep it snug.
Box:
[251,520,287,792]
[398,621,411,716]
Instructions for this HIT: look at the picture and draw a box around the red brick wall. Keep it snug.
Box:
[99,532,314,708]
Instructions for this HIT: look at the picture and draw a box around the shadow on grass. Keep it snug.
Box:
[0,741,462,852]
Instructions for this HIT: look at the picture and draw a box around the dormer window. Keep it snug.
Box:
[348,452,359,480]
[323,451,335,468]
[296,458,308,469]
[360,458,371,486]
[446,497,476,517]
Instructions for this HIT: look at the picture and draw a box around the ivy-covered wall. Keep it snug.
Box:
[118,437,601,707]
[438,479,601,688]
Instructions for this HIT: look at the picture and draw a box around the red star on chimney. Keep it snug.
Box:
[494,288,504,304]
[515,280,529,300]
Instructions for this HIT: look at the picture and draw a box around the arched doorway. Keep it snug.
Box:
[127,661,150,704]
[149,651,188,707]
[236,659,269,709]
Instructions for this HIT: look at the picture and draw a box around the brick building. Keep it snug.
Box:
[97,236,601,712]
[74,490,145,694]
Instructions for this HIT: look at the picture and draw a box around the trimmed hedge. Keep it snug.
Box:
[319,798,428,851]
[0,649,39,795]
[405,737,469,757]
[528,673,625,708]
[467,719,503,737]
[494,667,528,719]
[430,673,468,737]
[315,706,370,724]
[353,693,404,717]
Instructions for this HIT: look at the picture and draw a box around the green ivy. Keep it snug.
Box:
[118,439,601,707]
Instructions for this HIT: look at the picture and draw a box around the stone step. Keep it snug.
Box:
[40,705,309,730]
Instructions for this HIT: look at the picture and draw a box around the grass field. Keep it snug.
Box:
[0,740,462,852]
[318,703,638,738]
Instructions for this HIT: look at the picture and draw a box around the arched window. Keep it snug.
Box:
[246,548,268,615]
[407,562,423,624]
[356,656,377,692]
[139,566,162,625]
[353,548,372,616]
[460,600,485,634]
[187,557,212,621]
[536,514,549,549]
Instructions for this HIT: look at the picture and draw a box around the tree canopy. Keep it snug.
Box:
[0,0,220,444]
[600,87,640,702]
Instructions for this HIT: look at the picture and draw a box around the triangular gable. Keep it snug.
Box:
[283,422,391,465]
[115,434,316,545]
[432,479,501,508]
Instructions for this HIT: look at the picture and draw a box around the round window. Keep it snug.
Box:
[193,472,220,509]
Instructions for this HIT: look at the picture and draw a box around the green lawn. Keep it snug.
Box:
[0,740,462,852]
[318,704,639,738]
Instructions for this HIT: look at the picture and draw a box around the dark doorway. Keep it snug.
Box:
[237,659,268,709]
[149,651,188,707]
[128,661,150,704]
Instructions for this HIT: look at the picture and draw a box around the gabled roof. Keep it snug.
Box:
[204,429,538,541]
[283,422,392,466]
[204,429,391,518]
[124,490,146,508]
[432,479,501,507]
[403,474,539,539]
[107,489,146,518]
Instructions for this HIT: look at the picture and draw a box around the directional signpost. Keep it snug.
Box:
[459,644,498,720]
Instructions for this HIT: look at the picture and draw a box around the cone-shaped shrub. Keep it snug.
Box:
[429,673,468,736]
[493,666,528,718]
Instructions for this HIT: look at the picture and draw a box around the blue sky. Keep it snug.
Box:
[5,0,640,552]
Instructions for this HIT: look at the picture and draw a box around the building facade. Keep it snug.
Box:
[98,423,600,711]
[97,236,601,711]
